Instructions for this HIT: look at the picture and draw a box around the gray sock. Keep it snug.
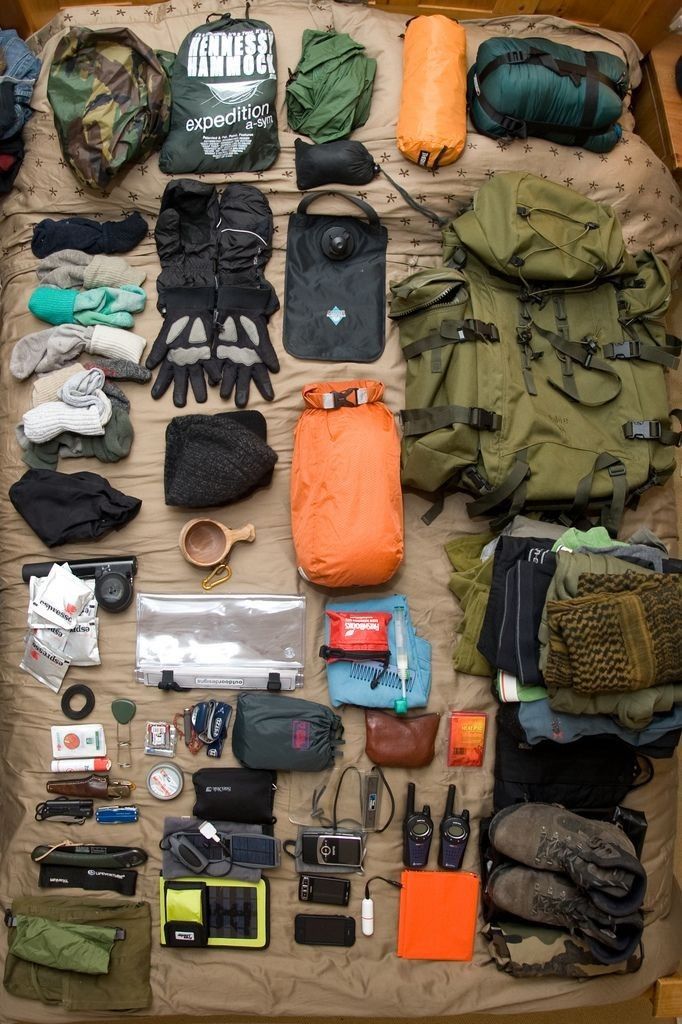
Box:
[11,323,93,379]
[80,354,151,383]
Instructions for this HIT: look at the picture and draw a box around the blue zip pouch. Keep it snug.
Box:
[323,596,431,710]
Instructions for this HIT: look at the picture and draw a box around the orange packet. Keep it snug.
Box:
[446,711,487,767]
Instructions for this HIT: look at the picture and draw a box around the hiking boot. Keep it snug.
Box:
[487,863,643,966]
[489,803,646,915]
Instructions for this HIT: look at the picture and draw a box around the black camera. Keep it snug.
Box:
[22,556,137,613]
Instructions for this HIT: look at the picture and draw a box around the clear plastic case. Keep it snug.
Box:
[135,593,306,690]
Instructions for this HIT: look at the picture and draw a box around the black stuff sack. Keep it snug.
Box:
[294,138,378,190]
[159,14,279,174]
[283,191,387,362]
[192,767,277,824]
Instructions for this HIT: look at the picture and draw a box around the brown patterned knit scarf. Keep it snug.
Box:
[545,573,682,694]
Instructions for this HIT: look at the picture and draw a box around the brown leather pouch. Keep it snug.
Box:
[46,774,112,799]
[364,710,440,768]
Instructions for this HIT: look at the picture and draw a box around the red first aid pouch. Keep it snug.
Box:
[320,611,392,666]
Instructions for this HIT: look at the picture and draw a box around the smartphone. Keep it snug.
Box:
[298,874,351,907]
[294,914,356,947]
[300,831,364,867]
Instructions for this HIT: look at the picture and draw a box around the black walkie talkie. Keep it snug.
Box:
[402,782,433,869]
[438,785,470,870]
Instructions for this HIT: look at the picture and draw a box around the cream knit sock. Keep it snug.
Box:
[87,324,146,363]
[32,363,87,406]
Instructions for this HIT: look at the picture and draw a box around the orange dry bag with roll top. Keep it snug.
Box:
[396,15,467,169]
[291,380,404,588]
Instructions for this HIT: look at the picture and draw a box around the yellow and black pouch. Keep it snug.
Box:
[162,880,209,947]
[160,876,269,949]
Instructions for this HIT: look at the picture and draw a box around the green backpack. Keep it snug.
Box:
[389,172,680,531]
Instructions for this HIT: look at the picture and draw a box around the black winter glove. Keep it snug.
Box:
[214,284,280,407]
[146,180,220,407]
[213,184,280,408]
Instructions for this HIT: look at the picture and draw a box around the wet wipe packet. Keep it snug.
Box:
[20,633,72,692]
[28,564,94,629]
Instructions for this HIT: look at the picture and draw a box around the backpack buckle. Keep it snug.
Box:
[499,114,526,137]
[582,339,598,367]
[605,340,640,360]
[623,420,662,441]
[505,50,527,64]
[322,388,368,409]
[469,407,500,431]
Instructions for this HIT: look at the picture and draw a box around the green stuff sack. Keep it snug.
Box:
[390,172,681,532]
[11,916,116,974]
[468,37,628,153]
[4,897,152,1011]
[159,14,279,174]
[286,30,376,143]
[232,693,344,771]
[48,27,172,191]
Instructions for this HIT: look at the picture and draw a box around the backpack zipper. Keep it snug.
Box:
[391,282,462,319]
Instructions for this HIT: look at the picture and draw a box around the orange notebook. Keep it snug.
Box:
[397,870,479,961]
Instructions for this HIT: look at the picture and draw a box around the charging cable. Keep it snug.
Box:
[362,876,402,937]
[198,820,234,875]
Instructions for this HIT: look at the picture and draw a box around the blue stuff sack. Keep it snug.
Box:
[324,595,431,710]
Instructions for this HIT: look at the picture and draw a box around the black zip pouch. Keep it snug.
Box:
[192,767,277,824]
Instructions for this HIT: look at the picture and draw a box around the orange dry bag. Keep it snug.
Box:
[396,15,467,169]
[291,380,404,588]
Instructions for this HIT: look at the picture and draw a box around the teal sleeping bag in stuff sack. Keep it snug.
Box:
[468,37,629,152]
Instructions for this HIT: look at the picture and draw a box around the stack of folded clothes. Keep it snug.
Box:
[0,30,40,194]
[446,520,682,738]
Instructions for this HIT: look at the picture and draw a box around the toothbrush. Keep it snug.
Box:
[394,606,409,716]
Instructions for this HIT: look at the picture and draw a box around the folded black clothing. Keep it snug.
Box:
[32,211,148,258]
[477,536,556,667]
[495,557,556,684]
[164,410,277,507]
[9,468,142,546]
[0,80,15,136]
[0,133,23,195]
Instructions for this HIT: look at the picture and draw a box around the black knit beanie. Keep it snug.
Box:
[32,211,148,258]
[164,411,278,507]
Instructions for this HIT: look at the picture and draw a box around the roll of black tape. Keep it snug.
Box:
[61,683,96,721]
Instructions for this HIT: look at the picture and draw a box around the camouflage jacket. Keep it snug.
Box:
[48,27,172,192]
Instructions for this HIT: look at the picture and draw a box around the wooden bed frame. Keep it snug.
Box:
[3,0,680,53]
[0,0,680,1017]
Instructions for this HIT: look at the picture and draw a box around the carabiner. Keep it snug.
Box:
[201,562,232,591]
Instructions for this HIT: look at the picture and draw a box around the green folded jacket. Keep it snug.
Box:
[445,532,495,677]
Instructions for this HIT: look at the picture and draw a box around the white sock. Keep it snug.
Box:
[22,399,110,444]
[87,324,146,363]
[59,367,106,408]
